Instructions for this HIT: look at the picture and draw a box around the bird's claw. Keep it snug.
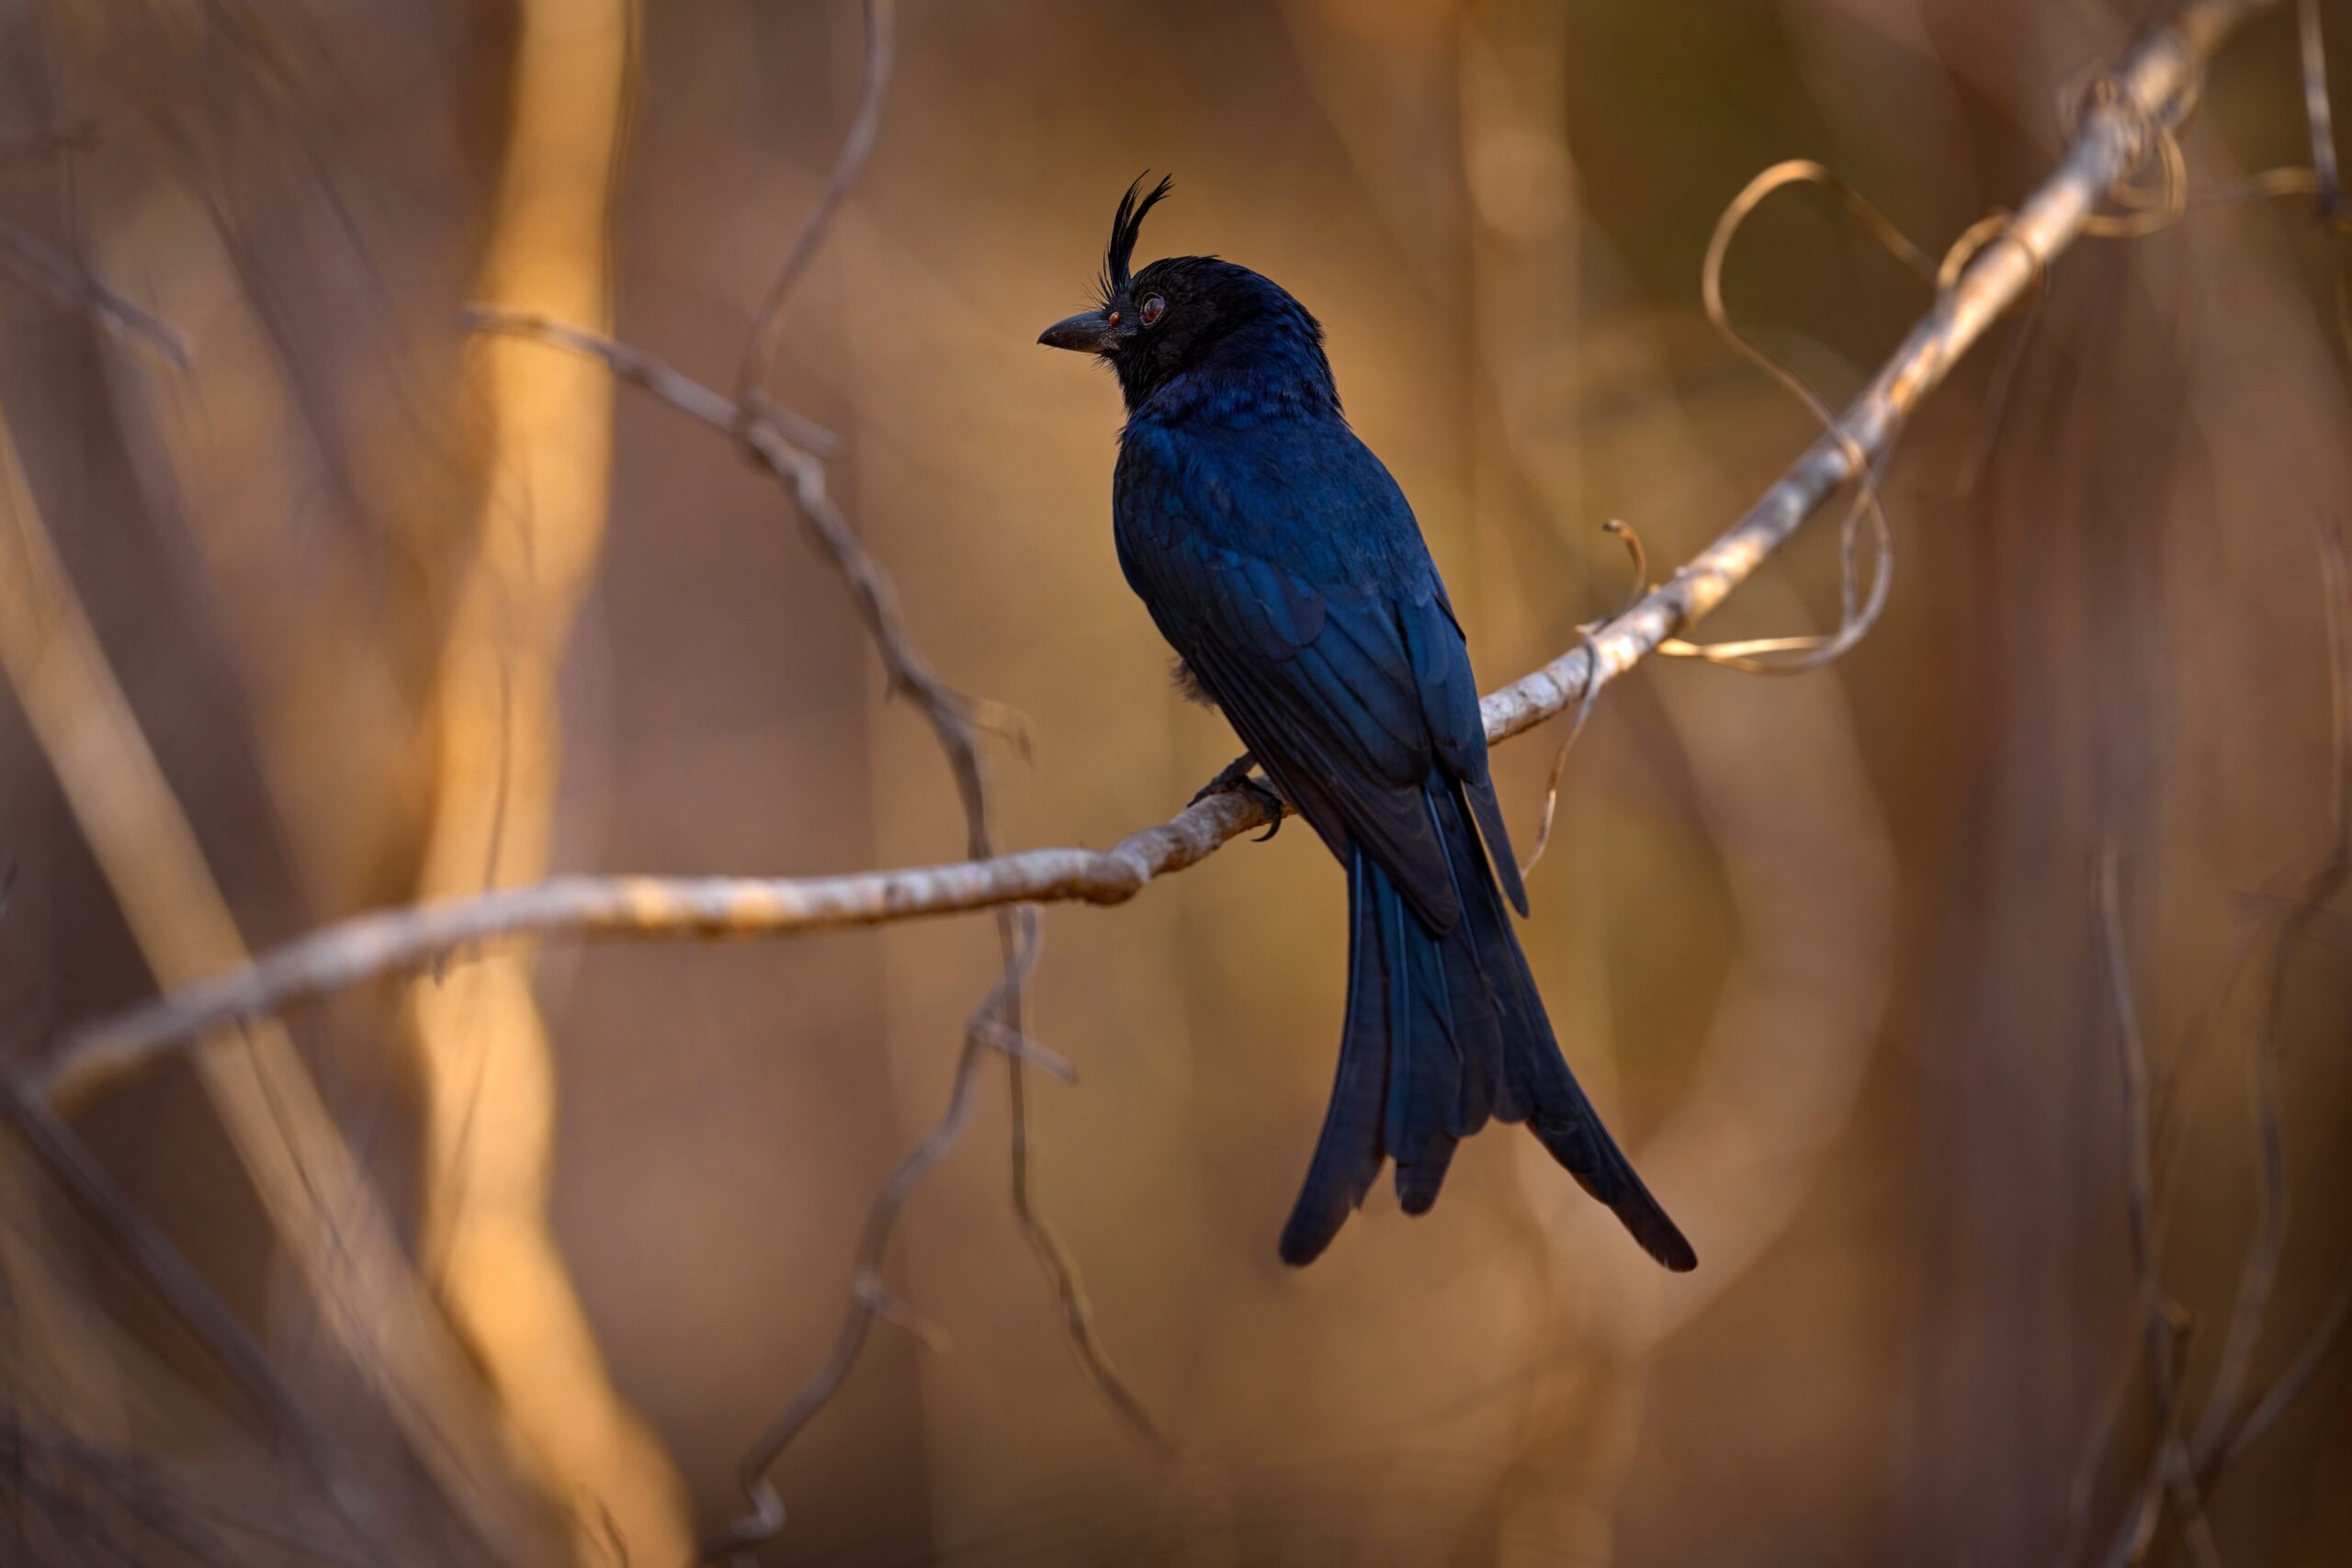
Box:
[1188,753,1285,840]
[1239,778,1285,840]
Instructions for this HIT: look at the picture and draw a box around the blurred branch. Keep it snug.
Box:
[735,0,895,404]
[0,1414,388,1568]
[2188,523,2352,1468]
[465,307,1025,756]
[2301,0,2344,223]
[45,0,2279,1105]
[2188,535,2352,1483]
[0,220,189,367]
[2094,848,2220,1568]
[2209,1263,2352,1471]
[704,909,1048,1563]
[2081,523,2352,1567]
[0,123,95,164]
[481,5,1155,1555]
[406,0,695,1559]
[0,1075,397,1566]
[0,412,553,1562]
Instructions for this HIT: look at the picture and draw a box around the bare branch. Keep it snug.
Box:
[2186,526,2352,1473]
[463,308,841,455]
[2094,848,2220,1568]
[0,220,190,367]
[734,0,895,405]
[42,0,2273,1111]
[0,1074,400,1566]
[0,123,96,164]
[478,12,1152,1545]
[701,912,1042,1564]
[2082,526,2352,1568]
[2301,0,2344,223]
[0,400,557,1562]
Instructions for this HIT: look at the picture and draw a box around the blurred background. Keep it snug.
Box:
[1,0,2347,1562]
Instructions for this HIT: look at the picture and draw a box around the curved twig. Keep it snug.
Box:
[2094,848,2221,1568]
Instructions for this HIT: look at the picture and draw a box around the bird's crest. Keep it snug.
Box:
[1098,173,1173,304]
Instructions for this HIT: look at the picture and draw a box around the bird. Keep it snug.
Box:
[1039,176,1695,1273]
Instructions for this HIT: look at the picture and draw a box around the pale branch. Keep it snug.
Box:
[41,811,1258,1111]
[40,0,2272,1116]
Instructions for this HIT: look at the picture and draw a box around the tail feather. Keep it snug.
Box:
[1276,854,1393,1265]
[1279,772,1697,1273]
[1381,866,1461,1213]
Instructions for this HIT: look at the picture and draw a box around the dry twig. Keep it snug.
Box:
[2187,524,2352,1476]
[2079,525,2352,1567]
[2301,0,2344,222]
[2094,848,2220,1568]
[736,0,896,406]
[0,220,188,368]
[0,1075,399,1567]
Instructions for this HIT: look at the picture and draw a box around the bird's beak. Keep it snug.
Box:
[1038,309,1119,355]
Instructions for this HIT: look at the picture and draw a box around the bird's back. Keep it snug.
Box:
[1114,383,1434,604]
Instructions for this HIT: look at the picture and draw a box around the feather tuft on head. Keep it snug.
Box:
[1098,173,1173,304]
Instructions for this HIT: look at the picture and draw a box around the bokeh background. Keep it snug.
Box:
[2,0,2347,1563]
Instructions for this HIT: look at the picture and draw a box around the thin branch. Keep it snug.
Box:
[0,123,96,164]
[2083,525,2352,1568]
[2178,546,2352,1485]
[2184,527,2350,1476]
[2095,848,2220,1568]
[2211,1262,2352,1471]
[701,916,1035,1564]
[2301,0,2344,223]
[462,308,840,455]
[1515,518,1644,881]
[43,0,2273,1109]
[0,220,189,368]
[734,0,895,405]
[481,7,1148,1546]
[0,1075,397,1567]
[1660,159,1926,672]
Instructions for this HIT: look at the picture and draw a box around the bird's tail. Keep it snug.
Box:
[1277,773,1697,1271]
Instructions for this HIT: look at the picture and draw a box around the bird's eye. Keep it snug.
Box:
[1138,294,1167,327]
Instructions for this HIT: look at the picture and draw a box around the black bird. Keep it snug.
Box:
[1039,177,1694,1272]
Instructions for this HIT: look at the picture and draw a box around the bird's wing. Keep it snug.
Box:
[1114,423,1524,929]
[1419,586,1529,918]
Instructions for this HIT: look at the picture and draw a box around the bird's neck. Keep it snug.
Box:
[1123,321,1340,426]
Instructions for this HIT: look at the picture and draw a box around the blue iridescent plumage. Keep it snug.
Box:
[1041,179,1694,1270]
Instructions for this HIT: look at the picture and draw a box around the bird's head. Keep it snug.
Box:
[1038,175,1335,414]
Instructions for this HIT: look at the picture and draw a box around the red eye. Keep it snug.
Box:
[1138,294,1166,326]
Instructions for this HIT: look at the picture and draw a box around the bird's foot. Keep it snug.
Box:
[1237,777,1285,840]
[1189,751,1258,806]
[1189,752,1285,840]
